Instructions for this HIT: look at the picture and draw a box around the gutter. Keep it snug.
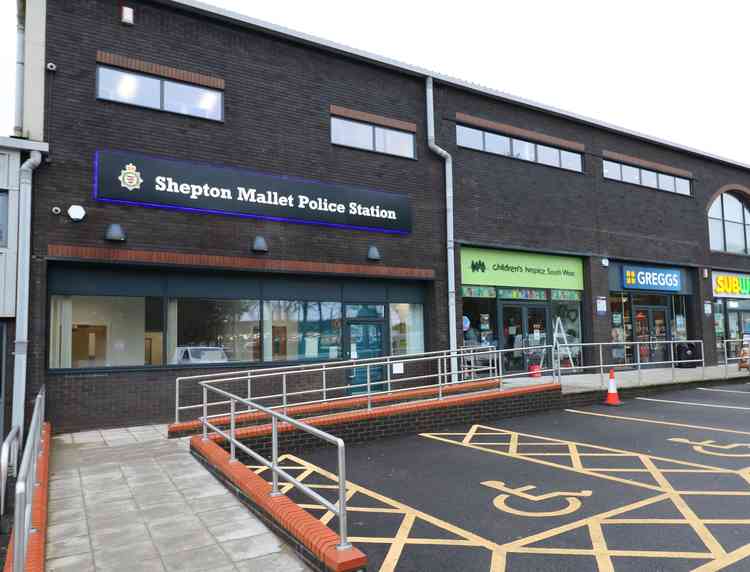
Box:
[425,77,458,357]
[12,150,42,450]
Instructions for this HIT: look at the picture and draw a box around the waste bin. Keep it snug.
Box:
[675,342,698,368]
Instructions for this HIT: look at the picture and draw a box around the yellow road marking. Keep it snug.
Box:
[566,408,750,437]
[636,397,750,411]
[691,543,750,571]
[588,521,614,572]
[698,387,750,395]
[380,514,416,572]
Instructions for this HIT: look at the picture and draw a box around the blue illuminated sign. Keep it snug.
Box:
[622,265,681,292]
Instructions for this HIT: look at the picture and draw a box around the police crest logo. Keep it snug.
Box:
[118,163,143,191]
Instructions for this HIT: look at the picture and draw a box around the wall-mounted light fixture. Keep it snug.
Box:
[252,235,268,253]
[601,258,610,268]
[702,268,709,279]
[104,223,127,242]
[67,205,86,222]
[367,245,381,261]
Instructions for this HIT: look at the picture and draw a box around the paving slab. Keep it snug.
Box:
[46,425,312,572]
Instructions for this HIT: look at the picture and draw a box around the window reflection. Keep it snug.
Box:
[262,301,342,362]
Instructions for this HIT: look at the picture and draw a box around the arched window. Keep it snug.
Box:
[708,192,750,254]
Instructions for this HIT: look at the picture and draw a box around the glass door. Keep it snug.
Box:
[501,306,524,372]
[346,322,385,394]
[634,307,669,365]
[526,306,549,372]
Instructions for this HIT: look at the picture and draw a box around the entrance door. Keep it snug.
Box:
[500,305,549,372]
[634,307,669,365]
[346,322,385,393]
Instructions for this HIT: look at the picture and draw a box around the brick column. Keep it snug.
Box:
[693,268,717,365]
[582,257,610,368]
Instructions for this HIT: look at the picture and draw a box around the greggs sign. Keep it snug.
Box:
[712,272,750,298]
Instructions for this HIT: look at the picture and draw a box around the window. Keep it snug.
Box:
[389,304,424,355]
[331,116,415,159]
[167,299,260,364]
[0,191,7,248]
[262,301,342,362]
[708,192,750,254]
[512,139,535,162]
[536,145,560,167]
[602,158,691,196]
[97,66,223,121]
[163,81,223,121]
[456,124,583,173]
[48,296,164,368]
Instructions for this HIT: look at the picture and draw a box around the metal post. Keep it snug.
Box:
[270,417,281,497]
[438,355,443,400]
[322,366,327,401]
[366,365,372,410]
[498,349,503,390]
[13,483,25,572]
[598,344,604,390]
[701,341,706,381]
[636,342,642,386]
[336,442,352,551]
[175,378,180,424]
[670,341,675,383]
[282,374,287,415]
[229,399,236,462]
[247,372,252,403]
[724,341,729,380]
[386,357,392,393]
[202,385,208,441]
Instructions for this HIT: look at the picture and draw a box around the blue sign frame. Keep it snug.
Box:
[622,265,682,292]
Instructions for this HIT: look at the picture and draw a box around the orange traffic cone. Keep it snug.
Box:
[604,369,622,406]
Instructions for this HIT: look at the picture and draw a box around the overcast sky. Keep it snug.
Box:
[1,1,749,165]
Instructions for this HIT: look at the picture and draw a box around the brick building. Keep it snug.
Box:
[9,0,750,431]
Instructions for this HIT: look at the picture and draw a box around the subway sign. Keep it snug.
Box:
[713,272,750,298]
[94,150,412,234]
[622,265,682,292]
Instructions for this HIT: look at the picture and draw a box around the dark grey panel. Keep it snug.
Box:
[343,281,387,302]
[166,272,260,298]
[261,276,342,301]
[387,283,425,303]
[48,264,166,296]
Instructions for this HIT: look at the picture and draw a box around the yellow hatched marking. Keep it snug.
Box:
[380,514,416,572]
[692,543,750,571]
[566,409,750,437]
[588,521,614,571]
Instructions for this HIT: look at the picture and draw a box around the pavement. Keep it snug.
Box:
[45,424,311,572]
[281,379,750,571]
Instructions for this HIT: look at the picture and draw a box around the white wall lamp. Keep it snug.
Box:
[367,245,381,261]
[67,205,86,222]
[252,235,268,253]
[104,223,127,242]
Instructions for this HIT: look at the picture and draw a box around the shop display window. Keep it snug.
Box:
[49,296,164,368]
[389,304,425,355]
[167,299,260,364]
[670,295,688,341]
[462,297,498,348]
[262,301,342,362]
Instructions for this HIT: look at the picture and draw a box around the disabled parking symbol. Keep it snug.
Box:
[669,437,750,458]
[482,481,592,518]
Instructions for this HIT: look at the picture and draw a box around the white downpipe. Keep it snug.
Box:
[12,151,42,457]
[426,77,458,380]
[14,1,25,137]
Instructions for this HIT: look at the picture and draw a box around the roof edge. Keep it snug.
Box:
[161,0,750,173]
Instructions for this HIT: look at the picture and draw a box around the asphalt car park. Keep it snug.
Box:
[258,382,750,571]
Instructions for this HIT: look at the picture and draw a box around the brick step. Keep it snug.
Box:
[169,377,503,438]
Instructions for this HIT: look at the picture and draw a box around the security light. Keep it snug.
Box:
[367,245,381,261]
[67,205,87,222]
[252,235,268,253]
[104,223,127,242]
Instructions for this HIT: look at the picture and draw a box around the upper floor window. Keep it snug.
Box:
[0,191,7,248]
[330,116,415,159]
[708,192,750,254]
[96,66,223,121]
[456,125,583,173]
[603,159,691,196]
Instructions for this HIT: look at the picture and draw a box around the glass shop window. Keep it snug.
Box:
[389,303,424,355]
[167,299,260,365]
[263,301,342,362]
[48,296,164,368]
[462,297,498,348]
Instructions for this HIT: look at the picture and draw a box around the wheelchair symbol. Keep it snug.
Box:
[669,437,750,458]
[482,481,592,518]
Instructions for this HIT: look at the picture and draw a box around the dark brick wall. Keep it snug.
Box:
[30,0,449,430]
[27,0,750,431]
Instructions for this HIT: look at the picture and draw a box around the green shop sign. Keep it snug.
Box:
[460,247,584,290]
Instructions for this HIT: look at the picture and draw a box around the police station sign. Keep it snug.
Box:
[94,150,412,234]
[622,265,682,292]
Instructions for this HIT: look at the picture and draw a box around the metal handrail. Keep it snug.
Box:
[12,386,46,572]
[721,338,750,379]
[556,340,705,388]
[200,383,353,551]
[175,345,494,422]
[1,426,20,516]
